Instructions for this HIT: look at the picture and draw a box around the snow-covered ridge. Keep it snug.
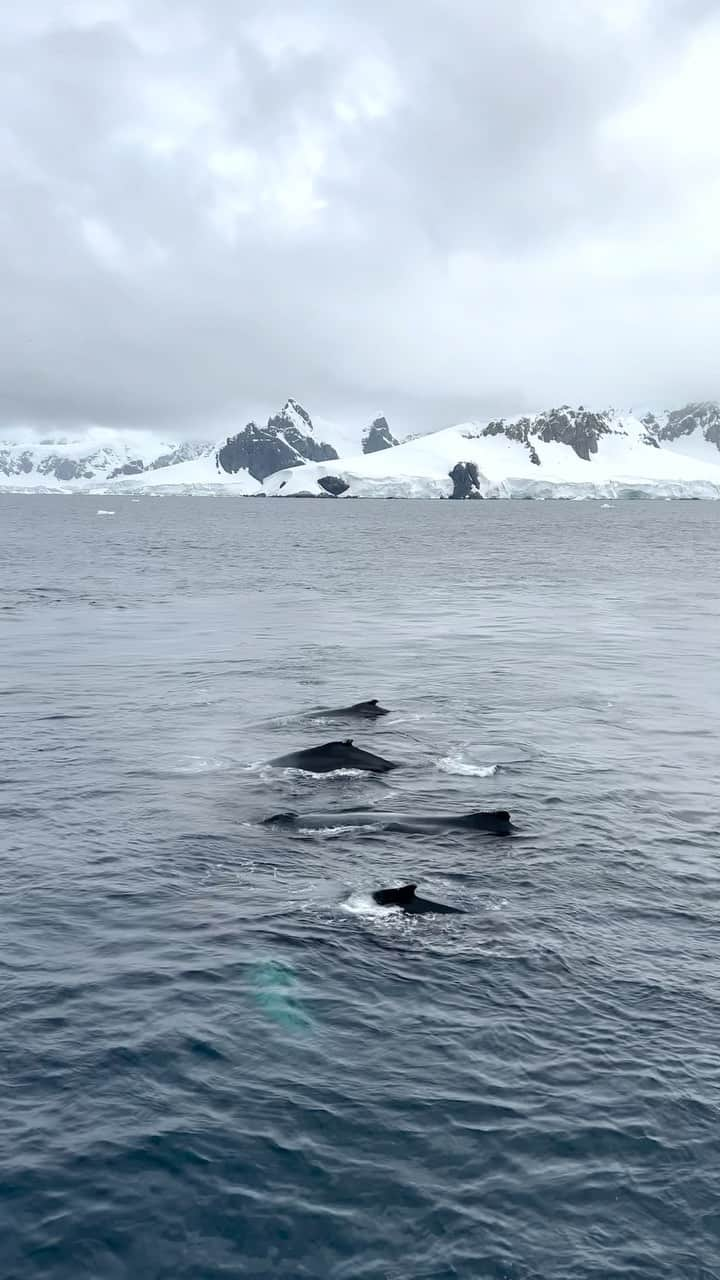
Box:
[0,400,389,493]
[2,401,720,498]
[264,405,720,500]
[0,427,213,490]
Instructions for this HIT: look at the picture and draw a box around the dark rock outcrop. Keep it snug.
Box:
[37,455,95,481]
[482,406,614,462]
[216,399,338,483]
[217,423,303,481]
[535,407,611,459]
[109,459,145,479]
[362,417,398,454]
[270,398,313,431]
[449,461,482,499]
[653,401,720,451]
[149,442,210,471]
[317,475,349,497]
[0,450,37,476]
[282,426,338,464]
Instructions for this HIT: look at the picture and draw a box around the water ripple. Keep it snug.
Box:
[1,497,719,1278]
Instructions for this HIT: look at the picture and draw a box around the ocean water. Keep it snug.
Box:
[2,495,720,1280]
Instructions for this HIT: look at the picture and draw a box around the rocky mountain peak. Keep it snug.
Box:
[654,401,720,449]
[216,401,338,483]
[362,417,398,454]
[268,398,314,434]
[479,405,658,462]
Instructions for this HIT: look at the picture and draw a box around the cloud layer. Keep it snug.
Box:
[2,0,719,434]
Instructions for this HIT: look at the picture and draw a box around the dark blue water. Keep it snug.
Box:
[2,496,720,1280]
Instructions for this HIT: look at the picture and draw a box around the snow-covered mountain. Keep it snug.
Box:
[3,401,720,498]
[264,405,720,500]
[0,428,213,491]
[642,402,720,467]
[0,400,388,494]
[215,399,340,483]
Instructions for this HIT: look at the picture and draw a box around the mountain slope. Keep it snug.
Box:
[0,400,399,493]
[263,406,720,499]
[0,428,214,490]
[104,450,262,495]
[216,399,340,482]
[643,402,720,467]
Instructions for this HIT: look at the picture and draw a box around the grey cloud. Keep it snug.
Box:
[0,1,718,434]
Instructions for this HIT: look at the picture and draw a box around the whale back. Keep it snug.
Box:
[267,738,398,773]
[310,699,391,719]
[453,809,512,833]
[373,884,417,906]
[326,739,397,771]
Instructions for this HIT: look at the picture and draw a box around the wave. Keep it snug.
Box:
[437,756,498,777]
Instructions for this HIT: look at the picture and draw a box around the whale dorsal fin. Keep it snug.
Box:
[393,884,417,903]
[374,884,417,906]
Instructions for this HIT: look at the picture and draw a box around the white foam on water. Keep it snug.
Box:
[172,756,235,774]
[342,892,404,921]
[437,756,498,777]
[297,823,377,837]
[247,763,369,780]
[96,509,115,515]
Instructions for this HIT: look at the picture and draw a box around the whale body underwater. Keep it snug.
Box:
[371,884,463,915]
[265,739,398,774]
[264,809,513,835]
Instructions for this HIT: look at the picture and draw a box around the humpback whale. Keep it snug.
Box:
[310,699,390,719]
[265,739,398,774]
[372,884,463,915]
[263,808,512,834]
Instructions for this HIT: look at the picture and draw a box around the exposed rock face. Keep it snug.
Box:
[281,426,337,464]
[270,398,313,432]
[0,449,34,476]
[217,424,302,481]
[534,407,611,459]
[652,401,720,451]
[317,475,349,496]
[482,406,616,462]
[149,442,210,470]
[216,399,338,482]
[362,417,398,454]
[449,461,482,498]
[109,459,145,479]
[40,455,95,480]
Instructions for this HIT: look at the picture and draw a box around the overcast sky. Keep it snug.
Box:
[2,0,719,436]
